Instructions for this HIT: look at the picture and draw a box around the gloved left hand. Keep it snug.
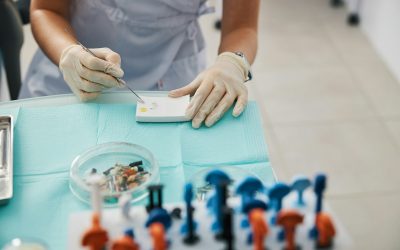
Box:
[169,52,249,128]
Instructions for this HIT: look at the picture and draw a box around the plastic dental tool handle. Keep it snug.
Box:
[314,174,326,213]
[291,176,311,206]
[87,174,104,220]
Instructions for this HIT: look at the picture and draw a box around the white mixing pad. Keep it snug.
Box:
[136,95,191,122]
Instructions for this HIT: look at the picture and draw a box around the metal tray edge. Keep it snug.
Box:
[0,115,13,205]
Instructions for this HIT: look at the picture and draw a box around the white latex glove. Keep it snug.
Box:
[59,45,124,101]
[169,52,249,128]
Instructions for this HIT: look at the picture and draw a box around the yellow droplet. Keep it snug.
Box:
[140,107,148,112]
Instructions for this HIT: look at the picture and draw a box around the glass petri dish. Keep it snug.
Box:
[1,238,47,250]
[70,142,159,207]
[189,166,262,201]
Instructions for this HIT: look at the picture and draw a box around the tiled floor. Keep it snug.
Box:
[1,0,400,248]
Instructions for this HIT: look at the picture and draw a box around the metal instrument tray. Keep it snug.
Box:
[0,116,13,205]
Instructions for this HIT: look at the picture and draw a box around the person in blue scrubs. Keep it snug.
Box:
[20,0,260,128]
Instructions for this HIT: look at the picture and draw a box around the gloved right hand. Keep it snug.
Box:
[59,45,124,101]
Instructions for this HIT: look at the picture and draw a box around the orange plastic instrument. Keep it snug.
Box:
[149,222,167,250]
[111,235,139,250]
[249,208,268,250]
[277,209,304,250]
[316,212,336,247]
[81,213,109,250]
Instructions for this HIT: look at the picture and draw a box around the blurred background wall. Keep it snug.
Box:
[347,0,400,83]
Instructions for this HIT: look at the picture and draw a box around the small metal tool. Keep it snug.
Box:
[65,28,145,104]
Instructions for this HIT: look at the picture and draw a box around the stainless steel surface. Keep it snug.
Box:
[0,129,6,170]
[0,120,10,174]
[0,116,13,205]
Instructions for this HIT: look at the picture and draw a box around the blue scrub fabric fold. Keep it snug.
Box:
[0,101,273,249]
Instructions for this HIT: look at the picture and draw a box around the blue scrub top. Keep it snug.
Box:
[19,0,213,98]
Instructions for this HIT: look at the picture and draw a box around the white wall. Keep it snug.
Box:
[347,0,400,83]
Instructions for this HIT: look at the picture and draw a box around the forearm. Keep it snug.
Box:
[219,0,260,64]
[218,27,258,64]
[31,1,76,65]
